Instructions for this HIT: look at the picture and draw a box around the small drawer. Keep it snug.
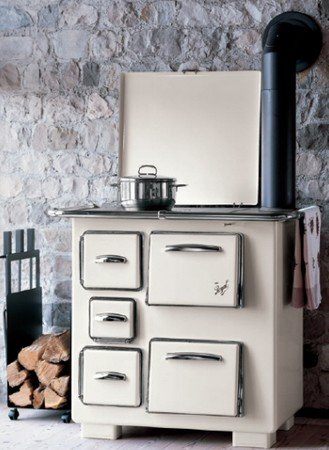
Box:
[148,339,242,416]
[80,231,142,290]
[79,347,142,407]
[89,298,136,342]
[148,232,243,307]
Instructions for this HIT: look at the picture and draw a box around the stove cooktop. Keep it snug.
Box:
[48,204,300,222]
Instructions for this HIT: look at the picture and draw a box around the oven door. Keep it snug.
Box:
[148,232,243,307]
[147,339,243,416]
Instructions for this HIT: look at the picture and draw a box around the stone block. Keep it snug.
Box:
[53,30,89,60]
[55,255,72,278]
[38,4,59,28]
[61,61,80,89]
[79,153,112,175]
[100,1,138,27]
[42,177,61,199]
[0,64,20,89]
[31,123,47,151]
[177,1,209,27]
[60,2,98,27]
[304,311,326,341]
[0,121,19,151]
[62,176,89,200]
[41,227,72,252]
[52,152,77,174]
[20,150,48,175]
[298,124,329,151]
[23,63,40,90]
[48,126,79,150]
[151,28,186,60]
[0,174,23,198]
[152,1,176,26]
[83,62,100,86]
[81,118,119,154]
[86,93,112,120]
[42,63,60,90]
[297,152,323,177]
[0,6,32,31]
[24,178,42,199]
[319,344,329,371]
[319,372,329,396]
[43,302,71,327]
[43,94,84,123]
[4,95,42,123]
[54,281,72,301]
[0,37,33,60]
[90,31,122,59]
[9,198,29,225]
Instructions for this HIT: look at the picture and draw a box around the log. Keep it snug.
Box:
[32,386,45,409]
[42,330,70,363]
[9,380,34,407]
[44,387,67,409]
[35,360,64,386]
[50,375,70,397]
[18,335,51,370]
[7,360,30,388]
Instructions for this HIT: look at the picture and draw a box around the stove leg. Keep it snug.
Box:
[81,423,122,440]
[279,415,294,431]
[232,431,276,448]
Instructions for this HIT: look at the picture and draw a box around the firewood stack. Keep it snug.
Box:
[7,330,70,409]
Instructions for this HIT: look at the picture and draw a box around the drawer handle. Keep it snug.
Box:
[95,255,127,264]
[95,313,128,322]
[165,244,223,253]
[165,352,223,362]
[94,371,127,381]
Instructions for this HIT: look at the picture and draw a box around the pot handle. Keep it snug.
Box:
[172,184,188,189]
[138,165,157,178]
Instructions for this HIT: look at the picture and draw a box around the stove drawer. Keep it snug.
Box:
[89,298,136,342]
[80,231,142,290]
[148,339,242,416]
[148,232,243,307]
[79,347,142,407]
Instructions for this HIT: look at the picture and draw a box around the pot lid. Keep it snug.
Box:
[120,165,177,182]
[119,71,261,206]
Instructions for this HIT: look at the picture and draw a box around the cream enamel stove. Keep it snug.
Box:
[49,14,322,447]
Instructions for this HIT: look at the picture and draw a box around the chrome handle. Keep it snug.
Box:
[94,371,127,381]
[172,184,188,189]
[165,244,223,252]
[165,352,223,362]
[95,313,127,322]
[138,164,157,178]
[95,255,127,264]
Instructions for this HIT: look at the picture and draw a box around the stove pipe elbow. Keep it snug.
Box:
[260,12,322,210]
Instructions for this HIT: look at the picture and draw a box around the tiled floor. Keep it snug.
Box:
[0,406,328,449]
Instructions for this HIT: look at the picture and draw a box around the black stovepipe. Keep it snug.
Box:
[261,11,322,210]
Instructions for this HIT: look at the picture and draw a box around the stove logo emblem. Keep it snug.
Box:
[214,280,229,296]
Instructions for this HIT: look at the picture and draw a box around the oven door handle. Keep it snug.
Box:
[95,313,128,322]
[165,352,223,362]
[95,255,127,264]
[165,244,223,253]
[94,371,127,381]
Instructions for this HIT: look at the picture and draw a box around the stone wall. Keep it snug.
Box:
[0,0,328,409]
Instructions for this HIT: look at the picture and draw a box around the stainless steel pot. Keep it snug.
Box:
[112,165,187,211]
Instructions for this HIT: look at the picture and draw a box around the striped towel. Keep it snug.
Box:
[292,206,322,310]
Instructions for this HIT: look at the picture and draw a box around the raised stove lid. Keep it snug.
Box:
[119,71,261,206]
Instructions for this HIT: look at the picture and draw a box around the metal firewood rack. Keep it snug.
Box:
[2,229,71,423]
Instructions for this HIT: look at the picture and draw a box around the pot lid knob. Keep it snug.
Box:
[138,165,157,178]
